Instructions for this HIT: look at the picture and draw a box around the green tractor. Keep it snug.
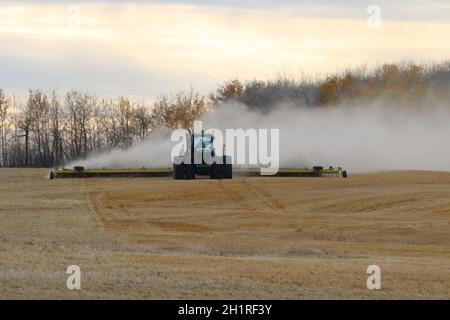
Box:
[173,131,232,180]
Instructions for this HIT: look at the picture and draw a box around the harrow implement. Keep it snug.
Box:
[49,166,347,179]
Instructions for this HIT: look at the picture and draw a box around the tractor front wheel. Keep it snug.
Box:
[173,163,184,179]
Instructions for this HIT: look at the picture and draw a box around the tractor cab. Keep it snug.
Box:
[173,131,232,180]
[191,132,216,175]
[193,133,214,154]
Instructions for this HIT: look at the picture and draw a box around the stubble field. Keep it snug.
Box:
[0,168,449,299]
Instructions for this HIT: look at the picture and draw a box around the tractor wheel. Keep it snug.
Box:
[173,163,184,180]
[184,163,196,180]
[222,156,232,179]
[223,164,232,179]
[342,170,348,178]
[49,171,55,180]
[210,163,221,179]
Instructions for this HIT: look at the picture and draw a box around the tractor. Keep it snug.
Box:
[173,131,232,180]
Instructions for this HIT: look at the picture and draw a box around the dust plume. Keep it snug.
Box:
[74,98,450,173]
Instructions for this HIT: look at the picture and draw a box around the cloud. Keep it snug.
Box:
[0,2,449,99]
[6,0,450,21]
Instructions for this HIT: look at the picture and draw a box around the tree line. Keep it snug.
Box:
[0,62,449,168]
[0,88,209,167]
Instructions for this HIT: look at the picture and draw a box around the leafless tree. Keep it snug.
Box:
[0,89,9,167]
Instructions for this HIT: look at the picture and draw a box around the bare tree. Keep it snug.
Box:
[49,90,64,166]
[115,96,135,148]
[65,90,96,159]
[133,102,153,140]
[0,89,9,167]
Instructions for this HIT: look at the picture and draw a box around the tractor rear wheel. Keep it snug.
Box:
[184,163,195,179]
[210,163,221,179]
[223,156,232,179]
[222,164,232,179]
[173,163,184,179]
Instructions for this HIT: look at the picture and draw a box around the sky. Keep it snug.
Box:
[0,0,449,100]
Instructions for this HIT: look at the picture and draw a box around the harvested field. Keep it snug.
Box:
[0,168,449,299]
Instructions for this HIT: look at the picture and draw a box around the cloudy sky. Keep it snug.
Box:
[0,0,449,100]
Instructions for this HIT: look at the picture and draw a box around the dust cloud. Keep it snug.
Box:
[73,98,450,173]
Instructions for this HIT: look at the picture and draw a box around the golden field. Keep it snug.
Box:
[0,168,449,299]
